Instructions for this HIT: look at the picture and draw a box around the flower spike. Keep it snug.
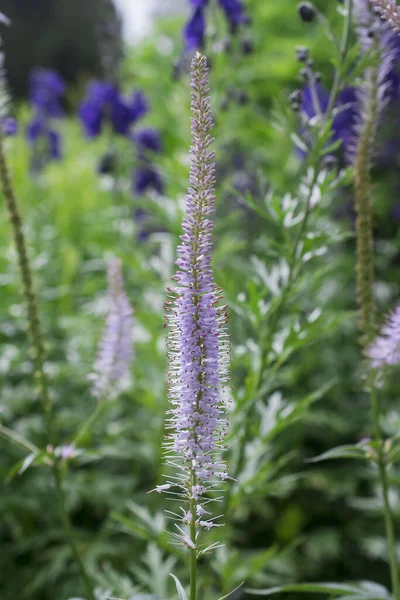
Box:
[156,52,231,545]
[89,258,133,399]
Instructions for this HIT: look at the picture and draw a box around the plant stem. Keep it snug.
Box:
[0,133,54,444]
[0,131,96,600]
[327,0,353,116]
[190,502,197,600]
[53,464,97,600]
[352,35,398,598]
[370,385,399,600]
[73,400,107,447]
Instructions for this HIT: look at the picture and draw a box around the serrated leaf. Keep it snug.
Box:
[170,573,188,600]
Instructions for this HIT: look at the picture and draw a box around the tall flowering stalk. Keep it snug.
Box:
[367,306,400,368]
[74,258,133,446]
[157,52,230,600]
[351,0,389,340]
[89,258,133,400]
[0,30,96,600]
[350,4,400,597]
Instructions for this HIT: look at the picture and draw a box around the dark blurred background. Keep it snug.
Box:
[0,0,123,96]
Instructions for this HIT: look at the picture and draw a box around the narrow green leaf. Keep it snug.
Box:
[170,573,188,600]
[307,444,367,463]
[217,582,244,600]
[246,583,362,596]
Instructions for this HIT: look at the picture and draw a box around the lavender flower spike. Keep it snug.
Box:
[89,258,133,399]
[370,0,400,33]
[161,52,230,547]
[366,306,400,368]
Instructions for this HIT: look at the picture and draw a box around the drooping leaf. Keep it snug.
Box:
[170,573,188,600]
[307,444,367,463]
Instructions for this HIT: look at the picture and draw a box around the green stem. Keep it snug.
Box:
[370,385,399,600]
[53,464,97,600]
[190,490,197,600]
[327,0,353,116]
[73,400,107,447]
[0,131,96,600]
[0,132,54,444]
[353,69,377,344]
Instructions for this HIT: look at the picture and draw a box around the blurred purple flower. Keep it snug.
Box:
[26,115,62,160]
[134,127,162,154]
[300,84,358,157]
[366,306,400,368]
[26,68,65,166]
[219,0,246,24]
[29,68,65,117]
[89,258,133,399]
[184,7,206,51]
[79,80,148,138]
[133,164,164,195]
[184,0,246,50]
[1,117,17,136]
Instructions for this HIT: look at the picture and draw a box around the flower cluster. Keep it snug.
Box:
[79,81,147,138]
[26,68,66,166]
[370,0,400,32]
[155,53,230,546]
[89,258,134,400]
[79,80,164,197]
[184,0,247,50]
[366,306,400,368]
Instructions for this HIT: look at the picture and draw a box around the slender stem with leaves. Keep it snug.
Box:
[228,0,355,497]
[353,51,399,600]
[0,128,97,600]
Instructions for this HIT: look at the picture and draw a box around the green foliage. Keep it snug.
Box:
[1,1,400,600]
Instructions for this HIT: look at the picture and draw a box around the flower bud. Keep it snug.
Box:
[297,2,317,22]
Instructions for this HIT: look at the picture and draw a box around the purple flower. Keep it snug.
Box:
[219,0,246,25]
[156,53,230,540]
[29,68,65,117]
[184,0,247,50]
[366,306,400,368]
[133,163,164,195]
[1,117,17,136]
[184,7,206,51]
[132,128,164,196]
[300,84,358,157]
[25,68,65,166]
[26,116,62,160]
[79,81,148,138]
[134,127,162,153]
[89,258,134,399]
[78,81,113,138]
